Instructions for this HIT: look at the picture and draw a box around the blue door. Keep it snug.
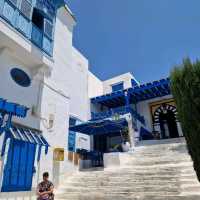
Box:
[1,139,36,192]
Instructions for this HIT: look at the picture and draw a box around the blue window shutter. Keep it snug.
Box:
[2,2,15,24]
[44,19,53,39]
[2,139,14,190]
[0,0,5,13]
[10,141,21,186]
[18,142,28,187]
[8,0,18,7]
[68,131,76,152]
[112,82,124,92]
[19,0,32,19]
[2,141,36,192]
[25,143,36,189]
[68,117,78,152]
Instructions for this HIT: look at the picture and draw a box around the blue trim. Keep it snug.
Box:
[1,131,10,157]
[69,119,128,136]
[91,78,170,107]
[91,106,145,125]
[0,0,55,56]
[1,126,49,161]
[1,140,36,192]
[37,145,42,162]
[0,98,28,118]
[68,116,83,152]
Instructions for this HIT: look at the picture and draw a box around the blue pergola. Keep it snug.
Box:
[0,98,28,118]
[91,78,170,108]
[69,119,128,136]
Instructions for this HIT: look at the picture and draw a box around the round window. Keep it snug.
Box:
[10,68,31,87]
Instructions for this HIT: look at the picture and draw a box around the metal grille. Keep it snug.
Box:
[20,0,32,19]
[44,19,53,39]
[8,0,18,6]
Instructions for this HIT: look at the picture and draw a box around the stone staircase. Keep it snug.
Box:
[55,138,200,200]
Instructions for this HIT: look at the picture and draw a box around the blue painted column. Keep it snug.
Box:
[124,91,130,108]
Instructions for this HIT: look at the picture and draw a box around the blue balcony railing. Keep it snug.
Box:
[91,106,145,125]
[0,0,53,56]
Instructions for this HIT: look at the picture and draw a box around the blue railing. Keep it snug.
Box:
[91,106,145,125]
[0,0,53,56]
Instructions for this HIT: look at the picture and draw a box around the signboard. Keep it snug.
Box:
[53,148,64,161]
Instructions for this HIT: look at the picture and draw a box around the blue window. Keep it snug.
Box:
[0,0,55,56]
[68,117,82,152]
[10,68,31,87]
[131,79,139,87]
[2,140,36,192]
[112,82,124,92]
[68,117,77,152]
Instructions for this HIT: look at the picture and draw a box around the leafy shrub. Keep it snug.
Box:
[170,58,200,181]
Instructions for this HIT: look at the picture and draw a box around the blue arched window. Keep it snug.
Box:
[10,68,31,87]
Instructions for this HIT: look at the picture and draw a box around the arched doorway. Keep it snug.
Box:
[153,104,179,139]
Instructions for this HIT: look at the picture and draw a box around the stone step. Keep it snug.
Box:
[55,195,200,200]
[55,192,200,199]
[79,168,195,175]
[63,180,199,187]
[55,139,200,200]
[56,184,200,194]
[69,174,197,181]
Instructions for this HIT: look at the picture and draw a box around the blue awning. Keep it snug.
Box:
[69,119,128,135]
[0,98,28,118]
[9,126,49,146]
[1,126,49,161]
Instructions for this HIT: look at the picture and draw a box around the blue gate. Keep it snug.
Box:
[1,139,36,192]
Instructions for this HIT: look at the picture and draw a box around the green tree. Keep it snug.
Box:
[170,58,200,181]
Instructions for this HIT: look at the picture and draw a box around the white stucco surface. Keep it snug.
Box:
[88,71,103,98]
[103,72,135,94]
[0,5,90,199]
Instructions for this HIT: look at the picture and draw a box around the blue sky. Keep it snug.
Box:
[65,0,200,83]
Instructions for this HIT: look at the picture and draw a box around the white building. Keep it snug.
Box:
[0,0,183,199]
[0,1,91,198]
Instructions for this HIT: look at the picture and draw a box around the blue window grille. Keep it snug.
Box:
[1,139,36,192]
[112,82,124,92]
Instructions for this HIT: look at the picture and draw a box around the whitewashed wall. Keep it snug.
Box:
[70,47,89,121]
[37,6,90,185]
[0,6,90,199]
[0,50,41,129]
[88,71,103,98]
[88,71,104,114]
[103,73,134,94]
[69,48,90,152]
